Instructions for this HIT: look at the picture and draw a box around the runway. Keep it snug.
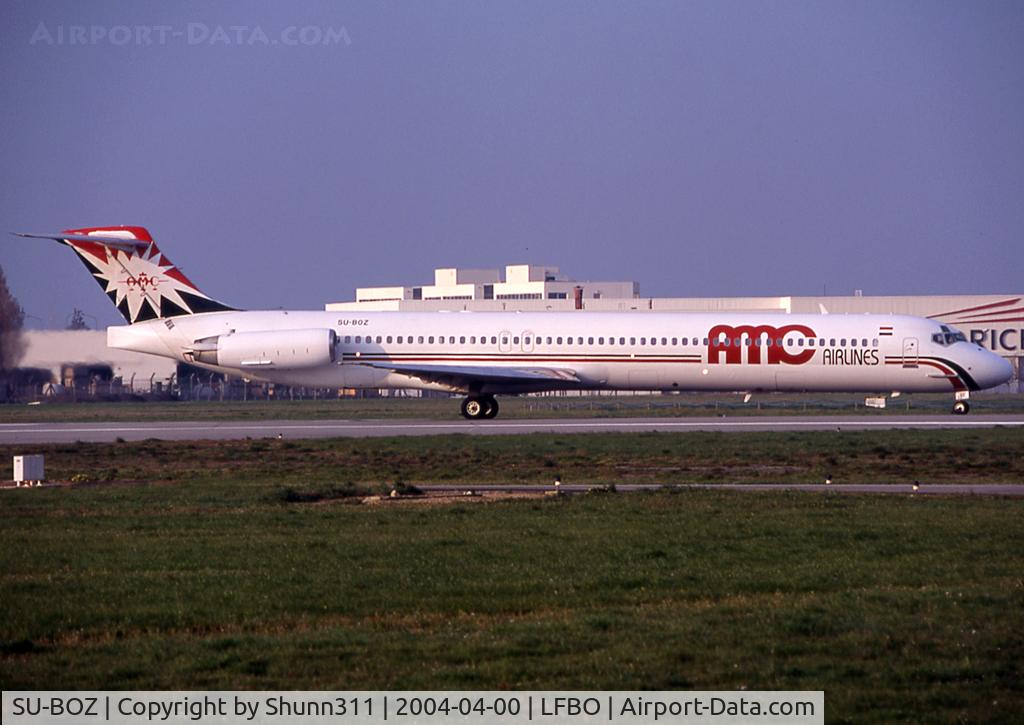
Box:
[1,414,1022,444]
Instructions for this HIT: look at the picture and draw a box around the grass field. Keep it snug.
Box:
[2,428,1022,487]
[2,392,1023,423]
[1,430,1023,722]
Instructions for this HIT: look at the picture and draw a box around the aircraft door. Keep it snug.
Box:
[521,330,535,353]
[902,338,919,367]
[498,331,512,353]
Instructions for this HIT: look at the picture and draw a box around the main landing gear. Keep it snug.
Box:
[461,395,499,420]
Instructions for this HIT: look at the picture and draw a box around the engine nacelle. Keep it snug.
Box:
[189,328,337,370]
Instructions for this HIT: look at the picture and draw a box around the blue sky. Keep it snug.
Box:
[2,1,1022,328]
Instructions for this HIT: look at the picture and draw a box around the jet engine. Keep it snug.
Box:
[189,328,337,370]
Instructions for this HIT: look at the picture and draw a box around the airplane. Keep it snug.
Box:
[15,226,1013,418]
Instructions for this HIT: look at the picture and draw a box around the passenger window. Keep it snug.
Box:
[513,337,520,345]
[546,337,552,344]
[808,339,814,347]
[840,338,847,346]
[851,338,857,347]
[428,336,435,344]
[693,338,699,346]
[862,338,868,347]
[557,337,563,344]
[640,338,646,345]
[598,337,604,345]
[608,337,615,345]
[567,337,573,345]
[418,336,425,344]
[620,337,626,345]
[344,336,351,344]
[386,336,392,344]
[524,337,530,345]
[829,338,836,346]
[577,337,583,345]
[785,338,793,347]
[797,338,804,347]
[703,338,709,345]
[872,339,879,347]
[588,337,594,345]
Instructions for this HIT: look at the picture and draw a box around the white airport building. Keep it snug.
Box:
[347,264,639,307]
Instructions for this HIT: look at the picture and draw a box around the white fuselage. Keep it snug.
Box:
[107,310,1011,396]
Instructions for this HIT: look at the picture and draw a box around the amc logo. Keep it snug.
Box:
[707,324,816,365]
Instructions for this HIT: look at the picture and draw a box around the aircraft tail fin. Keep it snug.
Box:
[13,226,236,324]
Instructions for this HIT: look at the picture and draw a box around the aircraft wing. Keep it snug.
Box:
[360,361,581,393]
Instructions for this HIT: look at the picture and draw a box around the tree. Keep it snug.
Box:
[67,308,90,330]
[0,265,26,372]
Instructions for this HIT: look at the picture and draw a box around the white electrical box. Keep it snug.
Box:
[13,455,45,486]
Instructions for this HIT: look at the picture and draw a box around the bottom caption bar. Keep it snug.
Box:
[4,692,823,725]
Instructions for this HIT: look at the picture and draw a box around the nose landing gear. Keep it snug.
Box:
[461,395,499,420]
[951,390,971,415]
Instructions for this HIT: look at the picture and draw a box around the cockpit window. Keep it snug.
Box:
[933,326,968,346]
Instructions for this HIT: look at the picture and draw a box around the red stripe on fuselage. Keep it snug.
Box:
[345,354,704,364]
[884,358,965,391]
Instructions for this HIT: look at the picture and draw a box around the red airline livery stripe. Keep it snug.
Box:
[346,354,703,364]
[884,357,965,392]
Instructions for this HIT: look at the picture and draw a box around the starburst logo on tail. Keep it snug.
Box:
[62,227,233,324]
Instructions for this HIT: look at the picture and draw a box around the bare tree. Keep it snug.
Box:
[67,307,90,330]
[0,265,26,372]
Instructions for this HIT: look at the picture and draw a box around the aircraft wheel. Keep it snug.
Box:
[482,396,499,419]
[952,400,970,415]
[461,397,486,419]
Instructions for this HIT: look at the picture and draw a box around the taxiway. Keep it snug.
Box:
[1,414,1022,444]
